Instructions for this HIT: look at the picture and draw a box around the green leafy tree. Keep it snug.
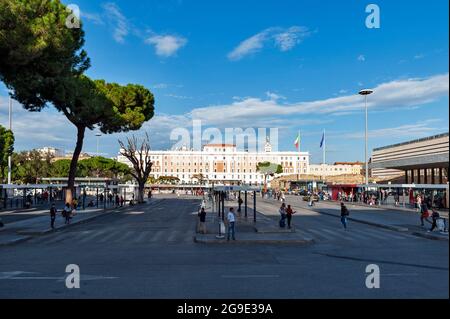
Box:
[0,125,14,183]
[12,150,53,184]
[256,162,283,192]
[0,1,154,204]
[78,156,130,179]
[50,159,73,177]
[157,176,180,185]
[0,0,89,109]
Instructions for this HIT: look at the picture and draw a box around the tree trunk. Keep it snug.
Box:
[138,181,145,203]
[66,125,86,205]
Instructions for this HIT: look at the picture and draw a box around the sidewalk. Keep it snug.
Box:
[0,200,161,247]
[283,196,449,241]
[194,200,314,245]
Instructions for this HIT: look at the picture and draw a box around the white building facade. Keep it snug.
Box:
[117,143,310,186]
[37,147,65,158]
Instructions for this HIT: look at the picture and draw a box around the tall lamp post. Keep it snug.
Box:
[7,95,12,184]
[95,132,102,157]
[358,89,374,189]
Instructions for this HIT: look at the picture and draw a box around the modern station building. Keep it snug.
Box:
[370,132,449,184]
[117,141,310,186]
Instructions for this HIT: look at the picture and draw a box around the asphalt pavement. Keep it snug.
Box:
[0,195,448,298]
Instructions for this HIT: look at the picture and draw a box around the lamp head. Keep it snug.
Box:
[359,89,374,96]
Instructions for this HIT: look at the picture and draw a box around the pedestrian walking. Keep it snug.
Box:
[120,195,124,207]
[197,207,207,234]
[50,203,57,229]
[237,197,243,217]
[340,202,349,230]
[62,203,72,224]
[279,203,287,228]
[227,207,236,241]
[416,194,422,213]
[420,203,431,227]
[286,205,296,229]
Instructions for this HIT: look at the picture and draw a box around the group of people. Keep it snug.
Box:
[416,194,447,232]
[196,198,236,241]
[278,203,296,229]
[49,202,77,229]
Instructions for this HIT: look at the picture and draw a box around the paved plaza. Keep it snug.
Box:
[0,195,448,298]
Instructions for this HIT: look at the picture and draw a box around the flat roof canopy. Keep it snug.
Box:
[370,153,449,170]
[213,185,260,192]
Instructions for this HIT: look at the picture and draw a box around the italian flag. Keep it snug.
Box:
[294,132,300,150]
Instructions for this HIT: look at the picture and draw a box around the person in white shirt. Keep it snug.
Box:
[227,207,236,241]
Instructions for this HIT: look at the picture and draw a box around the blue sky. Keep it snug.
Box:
[0,0,448,163]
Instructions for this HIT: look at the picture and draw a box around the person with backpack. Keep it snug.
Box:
[279,203,287,228]
[340,202,350,230]
[286,205,296,229]
[62,203,72,224]
[50,203,57,229]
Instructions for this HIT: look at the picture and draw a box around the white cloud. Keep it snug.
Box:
[228,26,311,61]
[357,54,366,62]
[164,93,192,99]
[274,26,309,51]
[103,2,129,43]
[342,119,445,139]
[414,53,425,60]
[152,83,168,89]
[81,11,104,25]
[2,73,447,156]
[145,34,187,57]
[189,73,449,125]
[265,91,286,100]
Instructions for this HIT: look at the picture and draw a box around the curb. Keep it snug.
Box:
[308,210,409,232]
[255,228,297,234]
[194,236,315,245]
[0,235,32,247]
[16,206,125,236]
[411,231,449,241]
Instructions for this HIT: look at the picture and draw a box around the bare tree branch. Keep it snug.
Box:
[118,132,153,203]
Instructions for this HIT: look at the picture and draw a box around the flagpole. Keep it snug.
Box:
[323,129,326,165]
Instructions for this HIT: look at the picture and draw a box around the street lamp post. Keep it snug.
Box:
[95,132,101,157]
[358,89,374,189]
[7,96,12,184]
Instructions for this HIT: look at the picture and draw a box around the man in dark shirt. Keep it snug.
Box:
[50,203,57,229]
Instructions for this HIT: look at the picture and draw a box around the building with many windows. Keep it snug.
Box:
[117,142,310,186]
